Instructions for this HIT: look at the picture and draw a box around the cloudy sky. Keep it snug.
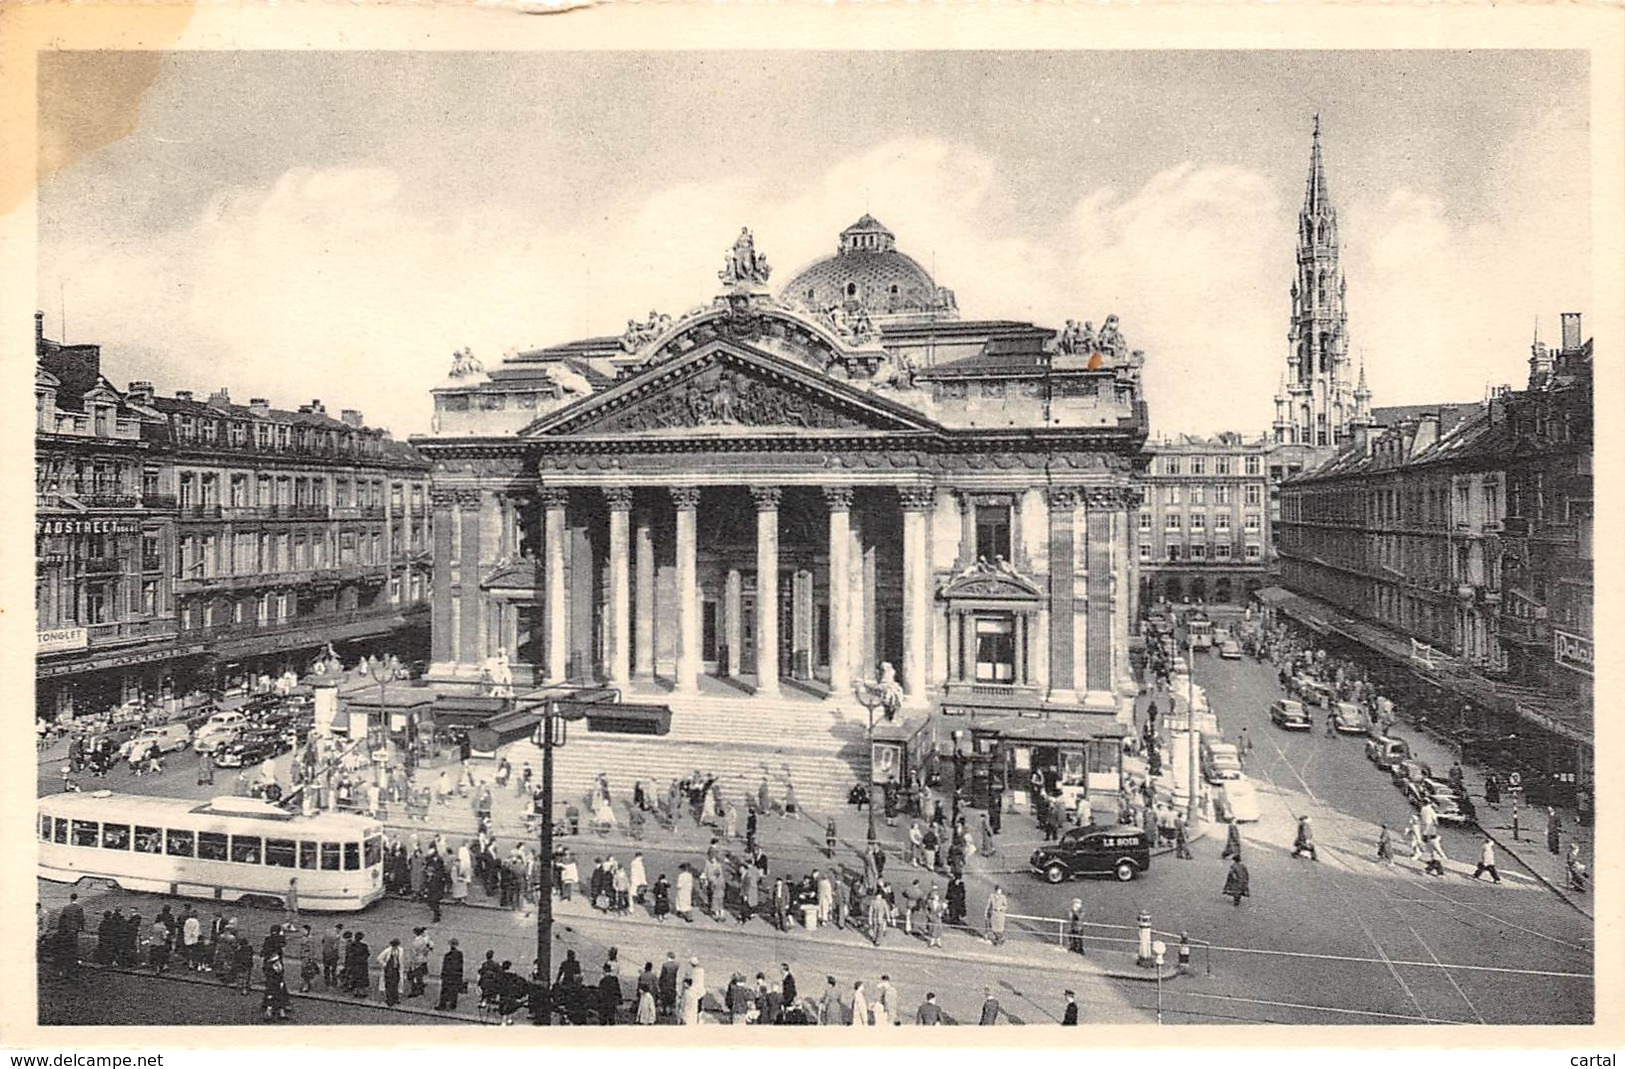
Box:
[37,50,1589,439]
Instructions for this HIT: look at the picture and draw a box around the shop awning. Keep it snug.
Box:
[1255,586,1295,606]
[969,715,1130,744]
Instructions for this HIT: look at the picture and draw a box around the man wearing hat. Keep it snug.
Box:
[1291,815,1318,861]
[1061,990,1079,1025]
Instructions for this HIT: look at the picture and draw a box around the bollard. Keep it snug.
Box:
[1136,910,1155,967]
[1177,932,1192,976]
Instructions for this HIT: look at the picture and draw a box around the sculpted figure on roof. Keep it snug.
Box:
[720,227,772,287]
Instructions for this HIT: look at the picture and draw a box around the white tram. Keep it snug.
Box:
[37,791,384,911]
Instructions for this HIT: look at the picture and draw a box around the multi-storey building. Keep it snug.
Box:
[33,313,434,719]
[143,387,433,692]
[1276,315,1592,807]
[414,219,1150,805]
[35,315,178,719]
[1137,432,1272,608]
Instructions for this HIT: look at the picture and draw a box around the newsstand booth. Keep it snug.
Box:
[870,714,932,788]
[965,716,1129,816]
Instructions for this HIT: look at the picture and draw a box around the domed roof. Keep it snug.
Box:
[779,215,958,323]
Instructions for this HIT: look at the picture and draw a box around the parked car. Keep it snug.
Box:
[1202,742,1244,784]
[1364,735,1411,770]
[1292,677,1335,707]
[120,723,192,762]
[1269,699,1312,731]
[1392,758,1434,789]
[213,730,289,769]
[193,711,249,752]
[1031,825,1151,883]
[1219,775,1261,822]
[1332,702,1368,734]
[1218,639,1242,660]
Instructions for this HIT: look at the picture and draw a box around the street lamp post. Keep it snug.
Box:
[366,655,407,774]
[1186,629,1199,825]
[851,683,881,848]
[528,697,584,1025]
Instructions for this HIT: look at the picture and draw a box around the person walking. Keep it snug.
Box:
[675,864,695,922]
[1472,837,1501,883]
[825,817,838,859]
[679,978,701,1026]
[437,938,465,1011]
[1546,806,1561,855]
[658,952,680,1018]
[916,992,945,1025]
[378,938,404,1007]
[979,812,997,858]
[1376,824,1394,865]
[1291,816,1318,861]
[876,974,899,1027]
[850,980,870,1027]
[978,987,1003,1025]
[1406,814,1424,860]
[925,885,945,948]
[819,976,843,1025]
[1220,818,1243,861]
[1424,836,1447,878]
[1174,814,1193,860]
[1065,899,1087,955]
[408,926,434,997]
[984,885,1009,946]
[597,963,622,1025]
[1223,856,1251,906]
[1062,990,1079,1026]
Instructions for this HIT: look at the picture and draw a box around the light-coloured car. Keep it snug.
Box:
[1218,639,1242,660]
[193,711,248,752]
[1220,775,1261,822]
[1332,702,1368,734]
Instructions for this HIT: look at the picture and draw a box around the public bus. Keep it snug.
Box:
[1188,617,1214,652]
[37,791,384,912]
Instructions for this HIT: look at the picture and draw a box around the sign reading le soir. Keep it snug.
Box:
[36,518,142,536]
[1553,629,1593,676]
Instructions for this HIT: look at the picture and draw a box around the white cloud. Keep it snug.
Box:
[39,123,1588,441]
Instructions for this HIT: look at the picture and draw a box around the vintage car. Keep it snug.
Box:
[1218,639,1243,660]
[1332,702,1369,734]
[1219,775,1261,823]
[1269,699,1313,731]
[1031,825,1151,884]
[1364,735,1412,770]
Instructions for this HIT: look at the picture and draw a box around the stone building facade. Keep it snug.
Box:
[34,313,432,718]
[415,220,1148,739]
[1137,432,1272,608]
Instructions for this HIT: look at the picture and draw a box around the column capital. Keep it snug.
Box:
[1046,486,1082,511]
[749,485,782,511]
[669,486,703,511]
[1084,485,1142,511]
[454,488,483,512]
[603,486,635,511]
[429,488,460,510]
[537,486,570,510]
[822,485,855,511]
[898,486,937,513]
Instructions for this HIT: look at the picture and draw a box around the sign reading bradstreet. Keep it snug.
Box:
[1554,628,1592,676]
[37,627,89,653]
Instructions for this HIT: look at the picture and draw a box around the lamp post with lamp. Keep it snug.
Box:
[1152,939,1167,1023]
[365,654,408,774]
[850,683,882,848]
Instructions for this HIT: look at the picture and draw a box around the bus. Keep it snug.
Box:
[1188,617,1214,652]
[37,791,384,912]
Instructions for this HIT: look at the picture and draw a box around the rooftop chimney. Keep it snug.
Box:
[175,390,194,402]
[1561,312,1582,352]
[249,398,270,416]
[309,399,325,414]
[126,381,155,403]
[1413,412,1441,456]
[1353,423,1374,457]
[340,409,364,428]
[297,404,313,414]
[208,387,231,406]
[35,310,44,345]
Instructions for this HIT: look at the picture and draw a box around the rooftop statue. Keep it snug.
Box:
[447,347,484,379]
[719,226,772,287]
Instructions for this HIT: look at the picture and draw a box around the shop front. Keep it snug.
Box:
[952,715,1128,816]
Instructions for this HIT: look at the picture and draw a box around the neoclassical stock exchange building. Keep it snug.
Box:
[415,217,1149,808]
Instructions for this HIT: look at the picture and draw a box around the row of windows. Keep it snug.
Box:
[1142,513,1262,533]
[1151,485,1263,507]
[177,473,424,511]
[171,414,386,460]
[177,527,422,579]
[1141,543,1262,562]
[39,815,380,871]
[1158,455,1262,477]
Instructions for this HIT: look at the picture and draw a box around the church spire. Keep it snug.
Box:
[1303,113,1331,217]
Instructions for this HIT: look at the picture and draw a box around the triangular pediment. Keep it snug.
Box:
[521,342,941,438]
[939,560,1043,602]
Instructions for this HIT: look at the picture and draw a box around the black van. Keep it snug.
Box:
[1030,824,1152,883]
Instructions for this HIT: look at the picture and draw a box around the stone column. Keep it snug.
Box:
[430,489,456,665]
[540,488,569,683]
[633,513,656,680]
[957,492,977,568]
[899,486,936,709]
[825,486,854,698]
[751,486,782,698]
[1083,488,1116,703]
[724,568,743,678]
[671,487,702,694]
[1014,613,1028,686]
[1046,487,1080,704]
[848,514,866,686]
[457,490,483,666]
[604,486,633,692]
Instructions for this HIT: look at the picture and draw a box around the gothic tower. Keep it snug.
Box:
[1273,116,1357,449]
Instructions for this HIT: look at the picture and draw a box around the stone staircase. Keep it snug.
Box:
[497,691,870,815]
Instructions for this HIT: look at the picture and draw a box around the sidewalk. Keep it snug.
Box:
[1382,720,1591,917]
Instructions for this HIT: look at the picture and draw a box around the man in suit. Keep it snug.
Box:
[437,938,465,1011]
[915,992,945,1025]
[1062,990,1079,1025]
[978,987,1002,1025]
[780,963,797,1008]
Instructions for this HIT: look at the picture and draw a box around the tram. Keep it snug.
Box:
[37,791,384,911]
